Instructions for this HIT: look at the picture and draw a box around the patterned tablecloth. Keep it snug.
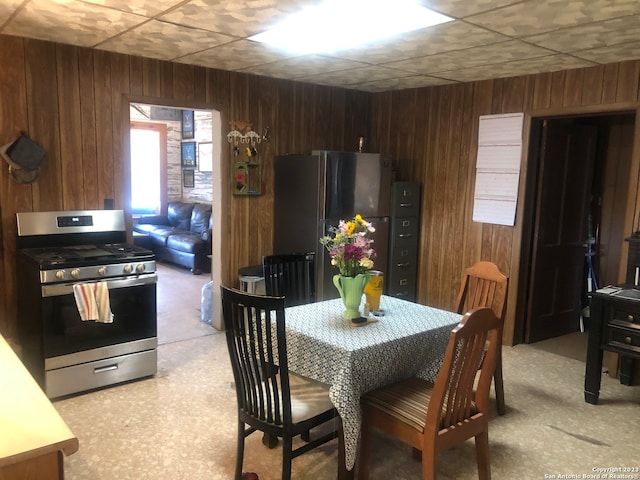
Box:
[284,296,462,471]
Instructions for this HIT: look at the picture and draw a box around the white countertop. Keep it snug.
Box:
[0,334,78,467]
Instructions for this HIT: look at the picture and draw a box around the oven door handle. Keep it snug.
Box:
[41,273,157,297]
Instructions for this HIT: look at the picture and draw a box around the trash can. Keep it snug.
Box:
[238,265,265,295]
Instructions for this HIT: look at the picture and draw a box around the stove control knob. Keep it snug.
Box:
[70,269,80,279]
[123,264,133,274]
[98,266,107,277]
[55,270,66,280]
[136,263,146,273]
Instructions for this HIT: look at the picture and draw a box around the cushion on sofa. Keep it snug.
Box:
[146,226,177,247]
[168,201,195,231]
[167,232,207,254]
[136,214,169,227]
[190,203,212,234]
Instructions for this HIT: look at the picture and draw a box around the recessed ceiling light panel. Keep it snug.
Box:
[249,0,453,55]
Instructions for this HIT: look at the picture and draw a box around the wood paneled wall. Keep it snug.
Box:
[370,61,640,345]
[2,31,639,347]
[0,34,371,338]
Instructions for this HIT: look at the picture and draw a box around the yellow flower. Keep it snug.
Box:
[355,214,363,224]
[360,257,374,269]
[346,221,355,235]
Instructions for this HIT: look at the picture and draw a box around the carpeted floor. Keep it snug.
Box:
[528,330,589,363]
[52,268,640,479]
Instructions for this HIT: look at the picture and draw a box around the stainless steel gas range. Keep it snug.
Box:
[16,209,157,399]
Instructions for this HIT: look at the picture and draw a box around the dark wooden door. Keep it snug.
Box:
[526,119,597,343]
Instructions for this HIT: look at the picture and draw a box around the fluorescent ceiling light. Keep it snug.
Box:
[248,0,453,55]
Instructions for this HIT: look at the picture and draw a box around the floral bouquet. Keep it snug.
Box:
[320,214,376,277]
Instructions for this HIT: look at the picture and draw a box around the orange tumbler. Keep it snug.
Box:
[364,270,384,312]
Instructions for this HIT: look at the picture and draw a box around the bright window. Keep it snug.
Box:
[130,124,165,215]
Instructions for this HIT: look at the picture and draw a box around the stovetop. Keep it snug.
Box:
[20,243,154,268]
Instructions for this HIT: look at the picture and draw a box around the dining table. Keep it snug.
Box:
[283,295,462,477]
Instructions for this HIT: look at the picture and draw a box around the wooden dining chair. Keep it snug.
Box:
[455,260,509,415]
[358,307,501,480]
[220,285,338,480]
[262,253,316,307]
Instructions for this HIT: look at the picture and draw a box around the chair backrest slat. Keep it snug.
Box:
[426,307,500,431]
[456,261,508,320]
[263,253,316,307]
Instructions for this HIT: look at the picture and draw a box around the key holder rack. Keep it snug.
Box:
[228,121,270,196]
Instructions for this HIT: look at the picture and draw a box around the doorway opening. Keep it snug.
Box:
[128,102,224,340]
[516,111,637,350]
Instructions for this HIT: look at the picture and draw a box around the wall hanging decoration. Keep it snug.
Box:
[233,162,261,195]
[228,120,266,196]
[183,169,195,188]
[226,120,263,147]
[181,141,196,168]
[181,110,194,139]
[0,133,45,184]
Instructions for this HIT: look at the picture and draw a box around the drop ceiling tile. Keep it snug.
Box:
[421,0,522,17]
[160,0,311,38]
[572,41,640,64]
[437,54,596,82]
[3,0,145,47]
[97,20,235,60]
[0,0,23,25]
[176,39,295,71]
[240,55,368,79]
[525,15,640,52]
[334,21,510,65]
[352,75,456,93]
[386,40,553,75]
[81,0,183,17]
[298,65,414,87]
[467,0,640,37]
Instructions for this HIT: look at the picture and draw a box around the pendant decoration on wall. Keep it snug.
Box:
[0,133,45,184]
[228,120,267,196]
[227,120,264,148]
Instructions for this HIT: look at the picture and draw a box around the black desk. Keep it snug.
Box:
[584,287,640,404]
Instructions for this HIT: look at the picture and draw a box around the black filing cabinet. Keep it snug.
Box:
[387,182,421,301]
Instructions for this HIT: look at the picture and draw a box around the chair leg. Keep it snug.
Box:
[235,421,246,480]
[474,429,491,480]
[262,432,279,448]
[494,349,506,416]
[420,443,437,480]
[282,436,293,480]
[411,447,422,461]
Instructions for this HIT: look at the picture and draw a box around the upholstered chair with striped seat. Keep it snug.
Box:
[358,307,501,480]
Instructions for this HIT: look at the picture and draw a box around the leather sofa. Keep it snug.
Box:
[134,201,212,274]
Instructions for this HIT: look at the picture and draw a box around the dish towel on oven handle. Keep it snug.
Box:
[73,282,114,323]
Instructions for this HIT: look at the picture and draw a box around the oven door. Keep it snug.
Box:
[41,273,157,360]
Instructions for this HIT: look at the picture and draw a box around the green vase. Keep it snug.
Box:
[333,273,370,320]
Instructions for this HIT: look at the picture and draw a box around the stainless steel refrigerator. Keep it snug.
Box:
[273,150,392,300]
